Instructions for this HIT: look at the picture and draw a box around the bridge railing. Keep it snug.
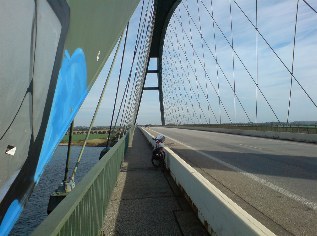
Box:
[166,124,317,134]
[32,129,132,236]
[164,124,317,144]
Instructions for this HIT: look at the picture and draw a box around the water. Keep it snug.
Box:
[10,146,104,236]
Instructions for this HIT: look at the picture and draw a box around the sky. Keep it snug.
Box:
[75,0,317,126]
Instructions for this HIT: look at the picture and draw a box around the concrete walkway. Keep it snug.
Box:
[101,128,208,235]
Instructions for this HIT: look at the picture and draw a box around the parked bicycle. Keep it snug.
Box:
[151,134,166,170]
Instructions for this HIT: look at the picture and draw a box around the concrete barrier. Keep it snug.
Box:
[167,126,317,144]
[140,127,275,236]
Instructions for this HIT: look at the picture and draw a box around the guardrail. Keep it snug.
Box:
[165,125,317,144]
[166,124,317,134]
[140,127,275,236]
[32,130,131,236]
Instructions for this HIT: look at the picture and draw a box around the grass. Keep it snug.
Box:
[62,133,107,142]
[61,133,121,147]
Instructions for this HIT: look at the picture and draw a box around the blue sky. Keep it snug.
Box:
[75,0,317,126]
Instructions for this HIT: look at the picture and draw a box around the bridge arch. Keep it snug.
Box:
[144,0,182,125]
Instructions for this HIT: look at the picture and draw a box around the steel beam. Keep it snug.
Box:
[143,87,159,90]
[147,69,158,73]
[143,0,181,126]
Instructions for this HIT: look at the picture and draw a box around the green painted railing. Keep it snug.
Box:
[32,130,132,236]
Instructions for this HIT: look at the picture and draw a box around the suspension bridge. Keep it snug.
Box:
[6,0,317,235]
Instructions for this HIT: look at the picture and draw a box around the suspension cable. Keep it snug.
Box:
[232,0,317,110]
[170,34,213,123]
[126,14,151,126]
[163,0,316,124]
[167,36,195,123]
[229,0,237,122]
[70,34,124,180]
[175,13,248,123]
[255,0,259,123]
[177,8,219,123]
[165,35,210,123]
[198,0,280,122]
[302,0,317,13]
[211,0,222,124]
[121,0,150,128]
[118,2,153,129]
[196,0,209,122]
[134,1,156,124]
[106,23,130,148]
[287,0,300,123]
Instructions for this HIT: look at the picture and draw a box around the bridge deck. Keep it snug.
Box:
[101,128,207,235]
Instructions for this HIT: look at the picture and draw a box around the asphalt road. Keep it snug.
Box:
[149,127,317,236]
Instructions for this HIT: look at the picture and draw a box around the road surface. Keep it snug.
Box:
[148,127,317,235]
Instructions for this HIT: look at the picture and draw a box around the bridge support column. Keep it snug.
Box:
[142,58,165,126]
[141,0,181,126]
[158,57,165,126]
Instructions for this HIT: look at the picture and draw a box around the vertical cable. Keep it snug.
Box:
[186,0,200,105]
[211,0,221,124]
[287,0,299,123]
[178,6,219,123]
[201,1,280,121]
[181,3,250,123]
[180,7,198,122]
[229,0,236,123]
[232,0,316,111]
[166,30,209,123]
[255,0,258,123]
[197,0,211,123]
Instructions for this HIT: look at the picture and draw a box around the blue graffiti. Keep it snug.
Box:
[1,49,88,235]
[35,48,88,182]
[0,200,22,236]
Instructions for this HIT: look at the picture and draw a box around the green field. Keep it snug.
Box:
[62,133,107,142]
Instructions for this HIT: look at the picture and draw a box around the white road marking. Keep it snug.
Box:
[150,128,317,211]
[239,143,262,150]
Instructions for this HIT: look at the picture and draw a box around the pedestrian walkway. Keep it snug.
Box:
[101,128,208,235]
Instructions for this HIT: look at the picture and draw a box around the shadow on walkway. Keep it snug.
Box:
[101,128,208,235]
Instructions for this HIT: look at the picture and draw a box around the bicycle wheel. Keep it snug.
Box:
[151,153,162,167]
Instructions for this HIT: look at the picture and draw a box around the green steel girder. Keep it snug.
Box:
[150,0,181,58]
